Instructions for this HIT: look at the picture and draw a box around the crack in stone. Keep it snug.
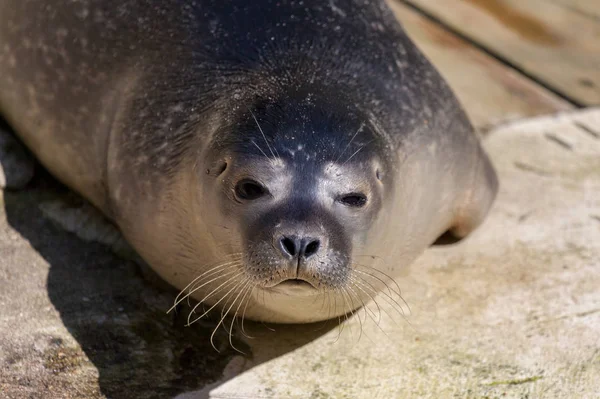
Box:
[574,121,600,139]
[545,133,573,151]
[514,161,552,176]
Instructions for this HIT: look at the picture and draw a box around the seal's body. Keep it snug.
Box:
[0,0,497,323]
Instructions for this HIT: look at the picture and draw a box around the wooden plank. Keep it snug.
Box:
[401,0,600,105]
[387,1,573,130]
[549,0,600,20]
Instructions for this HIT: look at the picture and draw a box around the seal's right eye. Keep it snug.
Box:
[235,179,267,201]
[337,193,368,208]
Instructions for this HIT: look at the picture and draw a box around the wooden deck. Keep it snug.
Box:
[389,0,599,130]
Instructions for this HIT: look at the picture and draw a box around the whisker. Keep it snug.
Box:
[352,266,403,300]
[351,274,409,324]
[217,280,246,335]
[170,267,240,313]
[184,263,242,299]
[210,279,251,354]
[251,139,271,162]
[348,278,394,342]
[332,290,345,343]
[346,285,379,346]
[332,292,345,343]
[248,108,279,161]
[341,139,373,167]
[332,122,364,166]
[350,275,400,324]
[311,292,334,333]
[357,266,411,316]
[227,280,254,349]
[172,264,240,312]
[318,288,328,314]
[335,287,354,343]
[234,281,256,339]
[170,256,243,310]
[361,264,405,304]
[353,257,405,301]
[187,272,245,325]
[348,276,382,325]
[352,273,405,315]
[173,258,241,303]
[327,290,334,321]
[239,283,256,339]
[343,286,364,344]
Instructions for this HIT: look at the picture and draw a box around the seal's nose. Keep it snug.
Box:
[278,235,321,260]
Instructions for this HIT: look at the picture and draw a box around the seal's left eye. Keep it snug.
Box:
[337,193,368,208]
[235,179,267,201]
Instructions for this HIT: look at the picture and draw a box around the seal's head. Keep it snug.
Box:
[197,94,392,322]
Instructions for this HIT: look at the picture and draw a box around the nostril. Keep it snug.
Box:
[280,236,298,257]
[303,239,320,258]
[279,236,321,259]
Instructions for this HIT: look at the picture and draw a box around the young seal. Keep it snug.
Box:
[0,0,498,325]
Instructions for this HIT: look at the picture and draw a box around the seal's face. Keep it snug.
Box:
[202,99,388,311]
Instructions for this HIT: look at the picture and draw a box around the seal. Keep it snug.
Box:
[0,0,498,326]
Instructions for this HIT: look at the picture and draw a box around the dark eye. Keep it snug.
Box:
[235,179,267,201]
[337,193,368,208]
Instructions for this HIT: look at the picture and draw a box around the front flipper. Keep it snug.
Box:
[450,146,499,239]
[0,121,34,190]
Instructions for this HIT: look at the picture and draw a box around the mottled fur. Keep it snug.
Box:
[0,0,497,325]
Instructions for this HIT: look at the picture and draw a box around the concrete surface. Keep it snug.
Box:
[1,108,599,398]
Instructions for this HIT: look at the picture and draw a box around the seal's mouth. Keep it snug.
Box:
[267,278,318,296]
[278,278,315,288]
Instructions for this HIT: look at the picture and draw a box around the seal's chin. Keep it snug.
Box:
[267,278,319,297]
